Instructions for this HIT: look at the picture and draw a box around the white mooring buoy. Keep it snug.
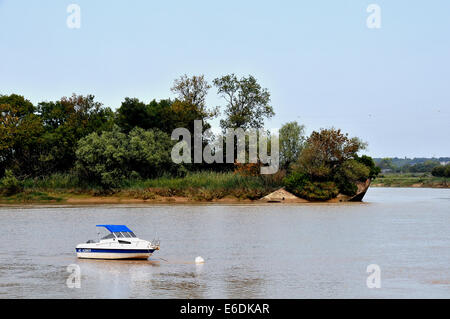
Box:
[195,256,205,264]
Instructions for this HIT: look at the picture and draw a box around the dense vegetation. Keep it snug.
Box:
[283,129,379,201]
[1,74,380,201]
[432,164,450,178]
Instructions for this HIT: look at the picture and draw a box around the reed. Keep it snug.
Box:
[14,171,283,201]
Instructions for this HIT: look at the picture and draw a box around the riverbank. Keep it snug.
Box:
[0,172,281,204]
[1,172,448,205]
[371,173,449,188]
[0,191,261,205]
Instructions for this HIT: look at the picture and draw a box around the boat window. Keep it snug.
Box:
[102,233,115,240]
[129,232,137,238]
[122,232,132,238]
[114,232,124,238]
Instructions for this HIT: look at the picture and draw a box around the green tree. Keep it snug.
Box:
[432,164,450,177]
[128,127,176,178]
[37,94,114,174]
[115,97,153,133]
[377,158,395,170]
[0,94,44,176]
[354,155,380,179]
[213,74,274,130]
[0,169,24,196]
[116,96,214,136]
[279,121,305,169]
[116,75,217,136]
[170,74,219,140]
[293,128,367,180]
[406,160,440,173]
[171,74,217,120]
[76,127,128,188]
[334,159,370,196]
[284,128,372,200]
[75,126,175,188]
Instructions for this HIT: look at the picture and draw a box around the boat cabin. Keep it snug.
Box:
[96,225,138,241]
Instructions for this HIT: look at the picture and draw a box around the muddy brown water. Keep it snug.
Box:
[0,187,449,298]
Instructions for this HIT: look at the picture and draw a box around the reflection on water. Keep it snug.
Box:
[0,187,449,298]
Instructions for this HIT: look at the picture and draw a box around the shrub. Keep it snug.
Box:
[432,164,450,177]
[292,128,367,180]
[283,171,309,193]
[334,159,370,196]
[354,155,380,179]
[284,171,340,201]
[300,181,339,201]
[0,170,24,196]
[335,179,358,196]
[75,126,175,189]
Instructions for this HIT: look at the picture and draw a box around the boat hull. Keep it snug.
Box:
[76,248,155,260]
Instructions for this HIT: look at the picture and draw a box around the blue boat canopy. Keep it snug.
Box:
[96,225,133,233]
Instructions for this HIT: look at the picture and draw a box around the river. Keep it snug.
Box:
[0,187,449,298]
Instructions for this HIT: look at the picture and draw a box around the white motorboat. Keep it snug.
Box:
[76,225,160,260]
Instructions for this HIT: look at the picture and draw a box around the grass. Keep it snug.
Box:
[125,171,277,190]
[0,191,64,204]
[372,173,449,188]
[3,171,283,203]
[121,171,283,201]
[4,171,447,204]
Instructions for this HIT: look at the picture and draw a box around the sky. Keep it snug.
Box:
[0,0,449,158]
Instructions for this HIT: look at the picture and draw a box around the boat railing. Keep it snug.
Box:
[150,238,161,250]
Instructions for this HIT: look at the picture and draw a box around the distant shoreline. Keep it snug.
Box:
[371,174,448,189]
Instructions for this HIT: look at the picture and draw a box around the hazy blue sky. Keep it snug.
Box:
[0,0,449,157]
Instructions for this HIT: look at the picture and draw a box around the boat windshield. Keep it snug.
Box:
[121,232,137,238]
[101,233,115,240]
[101,231,137,239]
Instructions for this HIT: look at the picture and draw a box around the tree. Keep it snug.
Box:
[284,128,371,200]
[147,99,173,131]
[128,127,176,178]
[171,74,217,120]
[75,126,129,188]
[213,74,274,131]
[279,122,305,169]
[115,97,153,133]
[37,94,114,174]
[334,159,370,196]
[170,75,219,152]
[432,164,450,177]
[0,94,44,176]
[116,94,215,137]
[162,99,212,134]
[293,128,367,180]
[377,158,395,170]
[406,160,440,173]
[75,126,176,188]
[354,155,380,179]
